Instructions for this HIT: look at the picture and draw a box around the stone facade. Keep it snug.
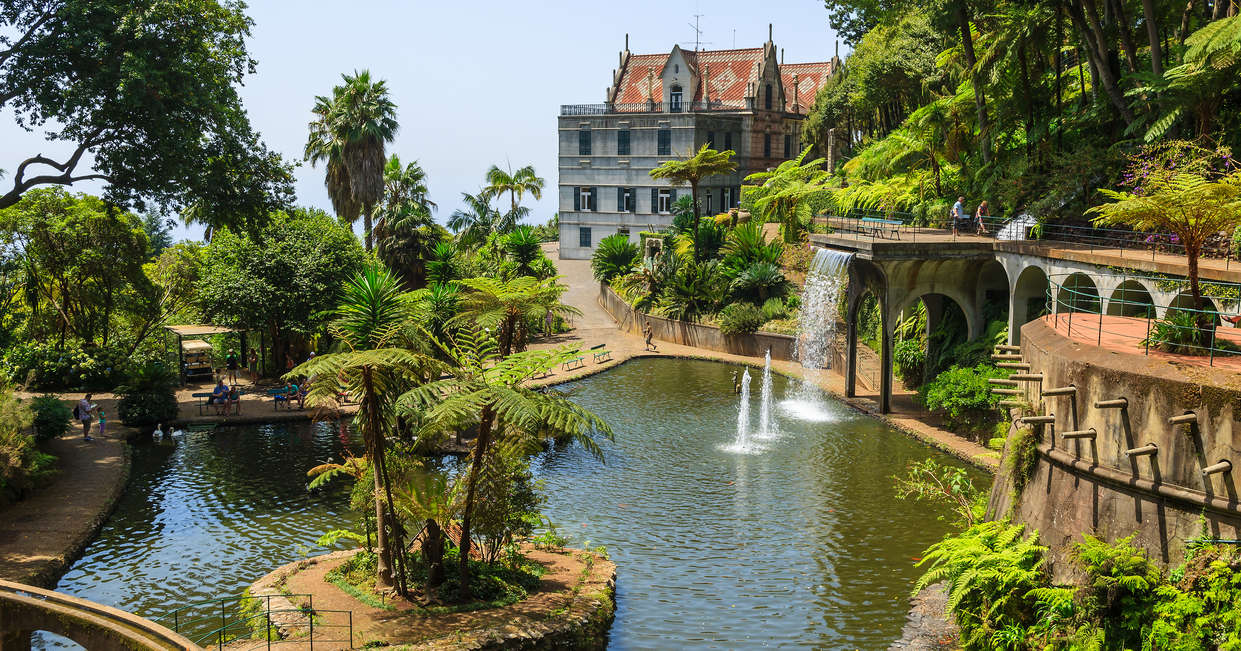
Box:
[557,31,834,259]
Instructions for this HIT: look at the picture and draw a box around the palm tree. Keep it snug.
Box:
[306,71,399,251]
[501,226,542,277]
[746,147,833,243]
[293,265,440,594]
[451,275,581,357]
[305,94,361,227]
[448,191,501,250]
[400,328,612,600]
[649,145,737,259]
[484,164,544,228]
[375,155,443,289]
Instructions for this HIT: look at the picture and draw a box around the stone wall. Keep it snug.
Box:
[988,318,1241,580]
[598,283,797,360]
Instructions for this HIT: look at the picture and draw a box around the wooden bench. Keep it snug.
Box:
[590,344,611,363]
[194,390,242,416]
[561,352,585,371]
[859,217,902,239]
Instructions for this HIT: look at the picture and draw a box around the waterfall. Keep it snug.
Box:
[795,248,853,370]
[756,349,778,439]
[729,367,754,452]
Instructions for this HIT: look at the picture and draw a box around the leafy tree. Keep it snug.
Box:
[659,260,725,322]
[448,191,503,250]
[591,233,640,282]
[305,71,399,251]
[451,276,580,357]
[197,208,366,372]
[295,265,441,594]
[649,145,737,258]
[1088,141,1241,329]
[745,147,833,243]
[375,155,445,290]
[484,164,544,228]
[0,0,294,218]
[400,328,611,600]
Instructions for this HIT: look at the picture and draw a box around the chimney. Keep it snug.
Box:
[780,48,784,65]
[703,64,710,102]
[792,73,800,112]
[625,33,629,52]
[768,23,772,42]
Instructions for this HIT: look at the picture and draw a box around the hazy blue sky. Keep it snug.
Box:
[0,1,840,241]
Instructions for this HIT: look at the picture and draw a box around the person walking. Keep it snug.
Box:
[225,348,239,385]
[950,196,966,236]
[644,321,657,351]
[974,200,991,234]
[96,408,107,439]
[76,394,96,441]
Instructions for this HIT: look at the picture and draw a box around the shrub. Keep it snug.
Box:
[718,302,767,335]
[116,363,179,427]
[590,233,640,282]
[1,341,125,391]
[920,364,1005,437]
[730,262,791,304]
[893,338,926,388]
[30,396,71,443]
[760,297,789,321]
[1,388,58,505]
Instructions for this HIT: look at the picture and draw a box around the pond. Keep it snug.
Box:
[40,357,982,649]
[533,357,983,649]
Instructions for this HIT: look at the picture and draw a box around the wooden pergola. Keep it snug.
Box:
[164,324,247,385]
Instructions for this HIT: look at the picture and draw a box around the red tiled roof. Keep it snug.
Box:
[781,62,833,114]
[611,46,832,114]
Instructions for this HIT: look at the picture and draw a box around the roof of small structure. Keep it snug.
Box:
[165,325,241,337]
[181,340,213,352]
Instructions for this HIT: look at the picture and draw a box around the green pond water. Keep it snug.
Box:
[43,357,981,649]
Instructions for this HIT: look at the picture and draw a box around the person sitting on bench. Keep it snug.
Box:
[207,380,229,406]
[275,380,299,409]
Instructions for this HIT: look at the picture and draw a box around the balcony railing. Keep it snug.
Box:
[560,99,751,116]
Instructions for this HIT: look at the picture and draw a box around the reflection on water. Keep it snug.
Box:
[535,358,985,650]
[41,421,355,647]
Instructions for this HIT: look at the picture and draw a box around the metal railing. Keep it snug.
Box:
[560,99,752,115]
[1047,272,1241,366]
[155,594,352,650]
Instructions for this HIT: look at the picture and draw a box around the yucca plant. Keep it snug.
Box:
[730,262,792,304]
[719,220,783,279]
[501,226,542,278]
[591,233,640,282]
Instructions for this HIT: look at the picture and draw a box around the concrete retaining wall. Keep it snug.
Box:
[989,319,1241,579]
[598,283,797,360]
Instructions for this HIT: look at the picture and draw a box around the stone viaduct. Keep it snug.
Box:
[808,232,1241,413]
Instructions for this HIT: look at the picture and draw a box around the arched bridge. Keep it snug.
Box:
[810,222,1241,413]
[0,579,200,650]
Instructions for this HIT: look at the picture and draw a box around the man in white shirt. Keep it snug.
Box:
[951,196,966,235]
[77,394,95,441]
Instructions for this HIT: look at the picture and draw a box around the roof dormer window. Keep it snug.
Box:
[675,64,679,73]
[669,84,683,112]
[764,84,773,110]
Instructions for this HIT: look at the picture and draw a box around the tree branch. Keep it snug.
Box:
[0,136,112,209]
[0,3,61,71]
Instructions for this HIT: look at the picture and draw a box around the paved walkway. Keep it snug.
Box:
[537,243,998,472]
[1045,312,1241,370]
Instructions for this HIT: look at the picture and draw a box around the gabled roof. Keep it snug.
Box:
[781,62,833,114]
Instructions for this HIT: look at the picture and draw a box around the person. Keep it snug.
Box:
[286,353,295,373]
[76,394,95,441]
[208,379,228,406]
[974,200,990,234]
[950,196,966,236]
[225,348,239,385]
[644,321,657,351]
[226,385,240,415]
[96,409,107,438]
[276,380,299,410]
[247,349,258,381]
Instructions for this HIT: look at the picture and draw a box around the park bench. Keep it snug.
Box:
[590,344,611,363]
[859,216,902,239]
[561,351,585,371]
[267,387,300,410]
[194,390,242,416]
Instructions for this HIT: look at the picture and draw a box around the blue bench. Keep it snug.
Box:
[194,390,242,416]
[859,217,903,239]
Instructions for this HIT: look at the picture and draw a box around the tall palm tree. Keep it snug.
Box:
[649,145,737,259]
[306,71,399,251]
[484,164,544,228]
[305,93,362,230]
[450,275,581,357]
[293,265,440,594]
[448,191,501,249]
[375,155,443,289]
[400,328,611,600]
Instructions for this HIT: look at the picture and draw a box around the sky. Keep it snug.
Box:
[0,0,840,242]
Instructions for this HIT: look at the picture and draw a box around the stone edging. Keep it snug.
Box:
[248,548,617,650]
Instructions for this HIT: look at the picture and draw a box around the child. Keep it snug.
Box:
[97,409,107,439]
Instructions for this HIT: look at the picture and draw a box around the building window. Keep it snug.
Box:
[657,127,671,155]
[724,187,733,208]
[724,132,732,151]
[618,129,630,156]
[763,133,771,158]
[657,189,672,213]
[705,193,713,214]
[706,131,715,148]
[669,84,683,112]
[578,127,591,156]
[617,187,635,212]
[579,187,594,211]
[764,84,773,110]
[784,134,792,158]
[579,227,592,248]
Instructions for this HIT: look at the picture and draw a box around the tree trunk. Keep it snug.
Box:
[1141,0,1165,75]
[457,405,495,601]
[1179,0,1195,46]
[425,518,444,589]
[690,180,701,261]
[1214,0,1228,18]
[955,1,991,164]
[1109,0,1141,72]
[364,369,394,590]
[364,210,374,252]
[1069,0,1137,124]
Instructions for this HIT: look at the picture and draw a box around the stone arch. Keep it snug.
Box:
[844,258,890,411]
[1010,264,1049,344]
[1106,280,1156,318]
[1056,272,1101,314]
[976,259,1010,325]
[1168,292,1221,325]
[892,293,972,389]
